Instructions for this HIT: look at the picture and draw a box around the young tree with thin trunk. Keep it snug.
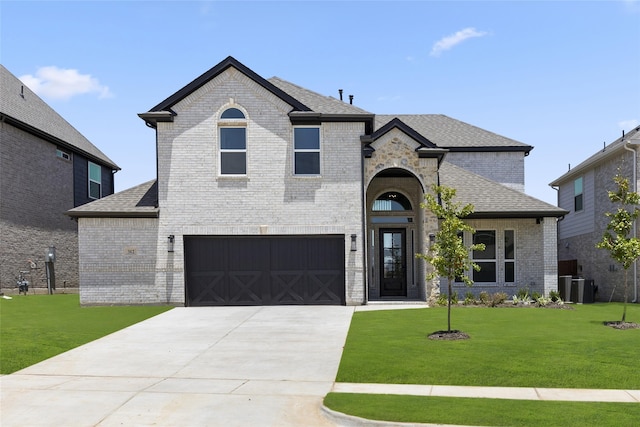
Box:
[417,185,485,332]
[596,173,640,323]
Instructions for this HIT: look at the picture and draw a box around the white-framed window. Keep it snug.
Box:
[88,161,102,199]
[473,230,496,283]
[56,148,71,161]
[504,230,515,283]
[219,107,247,175]
[293,127,320,175]
[574,177,583,212]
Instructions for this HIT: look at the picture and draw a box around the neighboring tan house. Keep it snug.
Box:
[0,64,119,291]
[550,126,640,303]
[68,56,565,306]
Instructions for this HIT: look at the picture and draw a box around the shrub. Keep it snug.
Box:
[490,292,508,307]
[436,293,448,306]
[531,291,541,302]
[536,296,550,307]
[478,291,490,305]
[549,290,561,302]
[516,287,530,299]
[463,291,476,306]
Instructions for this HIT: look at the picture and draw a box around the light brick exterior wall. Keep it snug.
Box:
[78,217,160,305]
[152,68,365,305]
[445,151,525,192]
[1,122,79,291]
[557,148,638,302]
[446,217,558,298]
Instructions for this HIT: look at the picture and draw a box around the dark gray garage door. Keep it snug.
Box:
[184,235,345,306]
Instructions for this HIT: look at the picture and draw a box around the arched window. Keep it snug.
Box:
[219,107,247,175]
[373,192,412,211]
[220,108,245,119]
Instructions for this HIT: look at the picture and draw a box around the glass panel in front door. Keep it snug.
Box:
[380,229,407,296]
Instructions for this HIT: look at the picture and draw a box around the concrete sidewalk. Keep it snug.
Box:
[332,382,640,403]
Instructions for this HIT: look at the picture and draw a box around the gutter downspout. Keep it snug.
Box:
[623,142,638,303]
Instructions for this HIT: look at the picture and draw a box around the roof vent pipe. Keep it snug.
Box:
[349,94,354,105]
[338,89,343,101]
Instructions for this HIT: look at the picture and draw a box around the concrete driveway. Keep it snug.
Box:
[1,306,354,427]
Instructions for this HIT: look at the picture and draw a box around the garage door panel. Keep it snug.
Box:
[270,271,305,304]
[308,271,343,304]
[228,271,265,305]
[188,272,226,305]
[185,236,345,306]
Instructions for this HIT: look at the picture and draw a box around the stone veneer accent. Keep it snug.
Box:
[364,129,439,301]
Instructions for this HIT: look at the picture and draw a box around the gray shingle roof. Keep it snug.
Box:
[375,114,531,151]
[0,65,119,170]
[550,126,640,186]
[439,162,566,217]
[67,180,158,218]
[268,77,373,115]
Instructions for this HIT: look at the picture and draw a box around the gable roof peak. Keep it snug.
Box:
[145,56,310,116]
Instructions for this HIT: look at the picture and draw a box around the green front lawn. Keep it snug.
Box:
[336,303,640,389]
[327,303,640,426]
[324,393,640,427]
[0,294,172,374]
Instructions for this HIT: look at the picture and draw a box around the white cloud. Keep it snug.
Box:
[19,66,113,101]
[430,27,488,57]
[619,119,640,131]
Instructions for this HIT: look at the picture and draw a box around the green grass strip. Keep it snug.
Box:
[0,294,172,374]
[336,303,640,389]
[324,393,640,427]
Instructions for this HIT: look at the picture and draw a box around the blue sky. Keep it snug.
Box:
[2,0,639,205]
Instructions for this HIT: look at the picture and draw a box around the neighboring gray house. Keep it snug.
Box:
[0,64,119,291]
[68,56,565,306]
[550,126,640,303]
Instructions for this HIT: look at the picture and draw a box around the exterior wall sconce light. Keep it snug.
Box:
[46,246,56,263]
[46,246,56,294]
[168,235,175,252]
[350,234,357,251]
[428,233,436,247]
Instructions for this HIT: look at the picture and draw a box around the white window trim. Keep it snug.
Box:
[88,161,101,200]
[217,105,248,177]
[56,148,71,161]
[293,126,321,177]
[574,177,584,212]
[218,125,247,177]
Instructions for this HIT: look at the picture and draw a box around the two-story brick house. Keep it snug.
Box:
[68,56,565,306]
[550,126,640,303]
[1,65,119,291]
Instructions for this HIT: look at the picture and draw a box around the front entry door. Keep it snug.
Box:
[379,229,407,297]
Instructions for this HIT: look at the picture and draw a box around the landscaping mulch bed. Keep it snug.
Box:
[428,330,470,340]
[603,321,640,330]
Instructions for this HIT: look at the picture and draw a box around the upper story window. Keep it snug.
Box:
[220,107,245,119]
[219,107,247,175]
[88,161,102,199]
[56,148,71,161]
[574,177,583,212]
[294,127,320,175]
[373,192,412,211]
